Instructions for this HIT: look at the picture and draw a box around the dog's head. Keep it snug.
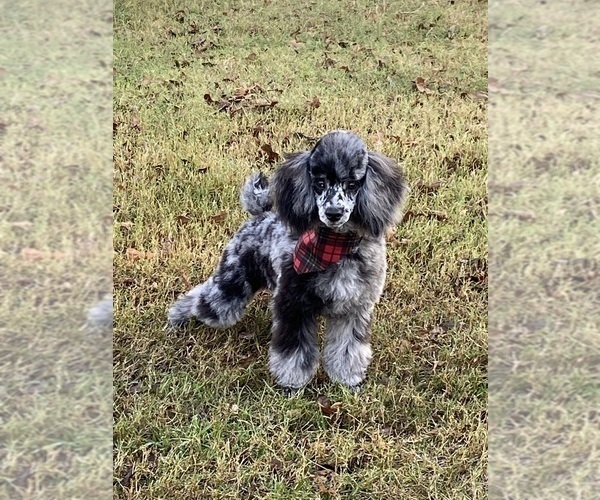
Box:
[272,130,408,237]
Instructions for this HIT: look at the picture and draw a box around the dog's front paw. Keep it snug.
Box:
[268,346,318,390]
[347,382,364,393]
[281,386,301,398]
[323,342,371,389]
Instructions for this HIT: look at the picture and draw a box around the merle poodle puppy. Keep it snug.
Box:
[168,130,408,391]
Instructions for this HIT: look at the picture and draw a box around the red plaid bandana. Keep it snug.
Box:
[293,227,362,274]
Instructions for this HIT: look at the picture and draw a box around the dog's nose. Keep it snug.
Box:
[325,207,344,222]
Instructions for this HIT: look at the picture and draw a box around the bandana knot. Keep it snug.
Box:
[293,227,361,274]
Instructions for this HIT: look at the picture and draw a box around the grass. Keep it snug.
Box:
[113,0,487,497]
[489,0,600,498]
[0,0,112,498]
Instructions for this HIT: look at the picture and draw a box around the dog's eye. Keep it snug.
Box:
[347,181,359,191]
[314,179,326,190]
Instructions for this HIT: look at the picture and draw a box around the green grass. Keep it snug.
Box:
[114,0,487,497]
[0,0,112,498]
[489,0,600,498]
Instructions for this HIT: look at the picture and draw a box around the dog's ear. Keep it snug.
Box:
[354,152,408,237]
[271,151,317,234]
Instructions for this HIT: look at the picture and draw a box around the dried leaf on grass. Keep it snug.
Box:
[204,84,278,116]
[208,210,228,223]
[413,180,443,193]
[403,210,448,221]
[20,248,67,261]
[259,143,281,164]
[462,90,488,101]
[306,95,321,109]
[130,109,141,130]
[126,248,156,260]
[176,213,191,225]
[317,394,342,417]
[413,76,434,95]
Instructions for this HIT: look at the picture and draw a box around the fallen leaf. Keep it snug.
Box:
[250,99,278,111]
[259,143,281,164]
[430,210,448,221]
[203,93,216,104]
[413,180,443,193]
[204,84,278,115]
[462,90,488,101]
[20,248,66,261]
[130,110,141,130]
[317,395,342,417]
[20,248,44,261]
[125,248,155,260]
[180,274,192,289]
[270,458,284,472]
[176,214,191,225]
[252,122,264,137]
[374,130,385,150]
[389,236,412,248]
[402,210,447,221]
[233,86,255,99]
[120,464,134,489]
[306,95,321,109]
[126,248,143,260]
[289,39,305,50]
[209,210,228,223]
[413,76,434,95]
[322,56,336,69]
[313,467,336,494]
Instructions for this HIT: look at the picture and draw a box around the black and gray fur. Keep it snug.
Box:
[168,130,408,390]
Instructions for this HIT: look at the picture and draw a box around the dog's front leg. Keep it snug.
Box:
[323,310,374,390]
[268,286,321,390]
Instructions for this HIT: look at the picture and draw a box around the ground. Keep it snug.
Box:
[113,0,487,498]
[0,0,112,498]
[489,0,600,497]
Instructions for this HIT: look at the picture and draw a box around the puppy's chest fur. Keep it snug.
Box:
[244,213,388,312]
[312,240,387,314]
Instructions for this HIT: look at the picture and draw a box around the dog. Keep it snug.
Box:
[168,130,408,391]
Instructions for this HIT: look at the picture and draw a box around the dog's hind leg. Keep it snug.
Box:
[168,243,269,329]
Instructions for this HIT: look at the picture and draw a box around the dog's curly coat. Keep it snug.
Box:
[168,131,408,390]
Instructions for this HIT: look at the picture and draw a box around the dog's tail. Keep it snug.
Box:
[240,172,272,215]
